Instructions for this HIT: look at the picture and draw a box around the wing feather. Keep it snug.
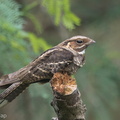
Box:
[0,47,74,86]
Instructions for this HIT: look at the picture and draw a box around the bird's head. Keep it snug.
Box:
[58,35,95,54]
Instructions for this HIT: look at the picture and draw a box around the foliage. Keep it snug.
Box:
[26,33,51,53]
[0,0,50,74]
[22,1,43,33]
[22,0,81,31]
[0,0,29,73]
[42,0,81,30]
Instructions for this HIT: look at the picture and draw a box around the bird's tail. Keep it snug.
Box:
[0,82,29,108]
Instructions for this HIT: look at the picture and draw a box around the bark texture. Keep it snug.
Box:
[50,73,86,120]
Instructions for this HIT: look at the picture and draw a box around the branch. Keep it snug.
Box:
[50,73,86,120]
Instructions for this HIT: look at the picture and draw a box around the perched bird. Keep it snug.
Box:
[0,35,95,107]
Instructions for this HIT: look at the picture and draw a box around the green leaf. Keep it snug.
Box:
[41,0,81,30]
[62,12,81,30]
[27,33,51,53]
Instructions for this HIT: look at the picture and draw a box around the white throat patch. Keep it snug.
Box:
[78,50,85,55]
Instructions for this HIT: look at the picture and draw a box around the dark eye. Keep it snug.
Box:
[76,40,83,43]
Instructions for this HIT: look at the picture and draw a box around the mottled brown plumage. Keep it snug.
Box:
[0,35,95,107]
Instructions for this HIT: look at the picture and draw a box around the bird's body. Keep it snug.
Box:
[0,35,95,107]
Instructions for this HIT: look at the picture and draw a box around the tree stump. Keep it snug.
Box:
[50,73,86,120]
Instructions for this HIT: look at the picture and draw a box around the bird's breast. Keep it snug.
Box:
[73,54,85,67]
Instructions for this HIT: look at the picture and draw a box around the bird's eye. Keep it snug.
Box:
[76,40,83,44]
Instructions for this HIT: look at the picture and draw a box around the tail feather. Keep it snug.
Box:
[0,82,29,108]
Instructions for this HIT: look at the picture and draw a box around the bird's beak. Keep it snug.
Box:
[90,39,96,44]
[86,39,96,46]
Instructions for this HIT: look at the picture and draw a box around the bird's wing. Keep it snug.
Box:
[0,47,74,86]
[29,47,74,75]
[0,66,32,87]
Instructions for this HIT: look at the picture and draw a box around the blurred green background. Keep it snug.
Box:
[0,0,120,120]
